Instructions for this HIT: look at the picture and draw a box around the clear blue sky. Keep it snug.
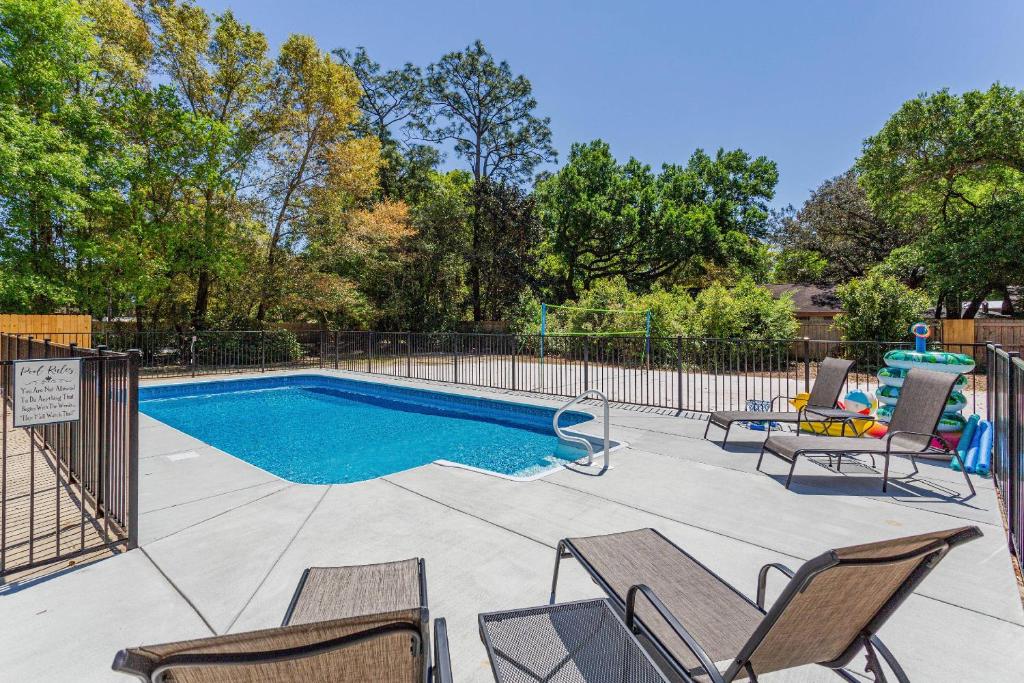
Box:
[195,0,1023,209]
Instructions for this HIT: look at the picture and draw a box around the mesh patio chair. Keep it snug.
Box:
[704,357,859,445]
[112,558,452,683]
[757,368,975,494]
[548,526,981,682]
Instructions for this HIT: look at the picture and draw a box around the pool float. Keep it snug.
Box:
[951,414,980,472]
[974,420,993,476]
[790,392,874,437]
[874,406,966,432]
[875,386,967,413]
[877,366,967,390]
[882,349,975,375]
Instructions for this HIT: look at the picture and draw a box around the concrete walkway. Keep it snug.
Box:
[1,370,1021,681]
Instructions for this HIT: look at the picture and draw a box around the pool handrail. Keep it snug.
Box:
[553,389,611,469]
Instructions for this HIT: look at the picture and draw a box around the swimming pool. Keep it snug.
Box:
[140,375,602,483]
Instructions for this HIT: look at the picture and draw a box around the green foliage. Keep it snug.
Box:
[544,277,796,341]
[771,170,906,285]
[690,278,798,340]
[833,273,930,342]
[536,140,778,297]
[771,249,827,285]
[857,84,1024,317]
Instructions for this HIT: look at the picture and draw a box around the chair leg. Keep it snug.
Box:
[909,453,919,476]
[785,455,798,489]
[836,452,842,472]
[756,443,766,471]
[549,541,567,604]
[882,453,890,492]
[703,418,712,439]
[950,452,976,496]
[722,423,732,445]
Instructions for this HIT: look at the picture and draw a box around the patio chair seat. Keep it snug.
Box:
[762,434,921,462]
[284,559,423,625]
[564,529,762,674]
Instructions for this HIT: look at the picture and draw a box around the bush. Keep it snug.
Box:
[690,278,798,340]
[834,272,930,342]
[543,276,797,341]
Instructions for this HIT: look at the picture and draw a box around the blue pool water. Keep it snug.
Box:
[139,375,593,483]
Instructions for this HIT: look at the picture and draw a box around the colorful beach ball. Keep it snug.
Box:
[843,390,875,416]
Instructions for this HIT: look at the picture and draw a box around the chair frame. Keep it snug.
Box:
[550,526,980,682]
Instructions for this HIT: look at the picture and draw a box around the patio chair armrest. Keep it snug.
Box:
[770,394,799,409]
[756,562,796,610]
[113,622,423,681]
[885,430,950,453]
[433,618,454,683]
[625,584,726,683]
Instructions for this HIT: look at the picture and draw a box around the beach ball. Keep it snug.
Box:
[843,390,874,416]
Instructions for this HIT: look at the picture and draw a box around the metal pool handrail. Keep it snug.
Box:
[553,389,611,469]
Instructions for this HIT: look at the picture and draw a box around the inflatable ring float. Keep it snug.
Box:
[876,385,967,413]
[877,366,968,390]
[876,405,967,433]
[882,349,975,375]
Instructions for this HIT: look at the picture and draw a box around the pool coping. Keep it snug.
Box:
[139,370,629,484]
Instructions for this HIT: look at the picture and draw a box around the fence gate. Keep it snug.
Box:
[0,333,139,579]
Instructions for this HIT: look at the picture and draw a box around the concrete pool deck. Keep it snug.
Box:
[1,369,1022,681]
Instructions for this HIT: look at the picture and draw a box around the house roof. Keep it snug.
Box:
[766,284,842,316]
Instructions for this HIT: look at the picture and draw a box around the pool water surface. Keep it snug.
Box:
[140,375,595,483]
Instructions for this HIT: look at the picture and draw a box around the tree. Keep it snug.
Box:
[771,170,906,285]
[857,85,1024,317]
[474,179,541,321]
[147,1,274,327]
[535,140,778,297]
[254,33,380,323]
[420,40,556,320]
[334,46,437,200]
[833,272,930,342]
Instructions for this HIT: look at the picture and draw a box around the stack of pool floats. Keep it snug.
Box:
[870,323,991,475]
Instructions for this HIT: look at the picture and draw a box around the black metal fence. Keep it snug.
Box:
[988,344,1023,561]
[17,329,987,417]
[0,333,139,578]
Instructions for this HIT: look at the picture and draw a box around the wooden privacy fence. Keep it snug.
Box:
[0,314,92,348]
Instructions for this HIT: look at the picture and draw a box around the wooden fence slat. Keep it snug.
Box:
[0,314,92,348]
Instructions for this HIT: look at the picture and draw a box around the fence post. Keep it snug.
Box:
[511,336,517,391]
[583,337,590,392]
[190,335,197,378]
[453,334,459,384]
[319,330,325,369]
[802,337,811,393]
[407,332,412,378]
[95,345,107,518]
[334,332,339,370]
[127,349,141,550]
[260,330,266,372]
[676,336,683,413]
[367,332,374,373]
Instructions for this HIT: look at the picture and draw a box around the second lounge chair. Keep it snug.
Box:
[544,525,980,682]
[757,367,975,494]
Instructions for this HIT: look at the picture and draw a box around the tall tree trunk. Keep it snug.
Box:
[193,269,211,329]
[933,294,944,320]
[1000,285,1015,316]
[962,292,988,319]
[470,185,482,321]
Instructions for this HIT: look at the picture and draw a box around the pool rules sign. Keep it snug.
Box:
[13,358,82,427]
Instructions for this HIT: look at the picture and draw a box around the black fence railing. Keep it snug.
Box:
[10,329,986,418]
[0,333,139,577]
[988,343,1023,562]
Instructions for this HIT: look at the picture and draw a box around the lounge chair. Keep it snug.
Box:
[758,367,975,494]
[704,357,859,444]
[112,558,452,683]
[544,526,980,682]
